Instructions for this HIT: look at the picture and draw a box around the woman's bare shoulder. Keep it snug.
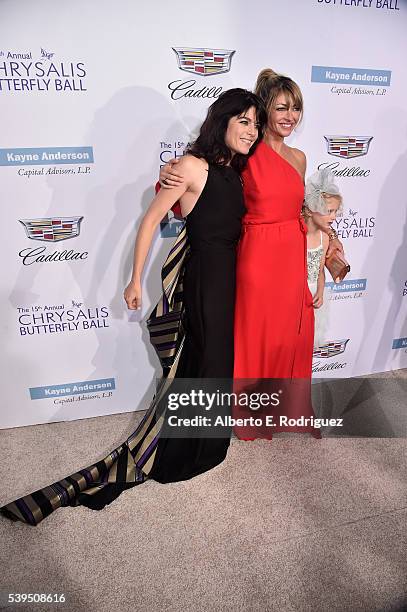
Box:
[289,146,306,176]
[290,147,306,163]
[176,154,207,172]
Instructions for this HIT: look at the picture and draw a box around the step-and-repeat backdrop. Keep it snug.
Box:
[1,0,406,428]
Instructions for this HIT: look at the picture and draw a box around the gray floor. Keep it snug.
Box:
[0,372,406,612]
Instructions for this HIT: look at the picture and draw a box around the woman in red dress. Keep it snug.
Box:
[232,69,317,438]
[234,69,312,379]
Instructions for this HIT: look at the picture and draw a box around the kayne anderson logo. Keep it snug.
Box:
[0,147,93,166]
[319,136,372,178]
[326,278,367,301]
[324,136,373,159]
[312,66,391,86]
[168,46,235,101]
[392,338,407,350]
[0,146,94,178]
[19,217,83,242]
[173,48,235,76]
[29,377,115,405]
[311,65,390,97]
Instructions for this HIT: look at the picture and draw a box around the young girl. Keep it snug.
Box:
[304,169,343,349]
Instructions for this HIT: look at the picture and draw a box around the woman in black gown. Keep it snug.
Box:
[150,160,245,483]
[0,89,266,525]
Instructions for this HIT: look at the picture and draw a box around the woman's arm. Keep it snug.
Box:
[124,158,194,310]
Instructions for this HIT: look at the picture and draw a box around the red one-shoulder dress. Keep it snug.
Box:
[233,141,318,437]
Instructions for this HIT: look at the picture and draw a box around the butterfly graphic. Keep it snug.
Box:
[349,209,357,217]
[41,47,55,61]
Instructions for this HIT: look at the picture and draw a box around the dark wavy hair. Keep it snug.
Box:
[187,88,267,173]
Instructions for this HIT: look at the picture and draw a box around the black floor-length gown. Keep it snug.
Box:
[150,163,244,482]
[1,163,245,525]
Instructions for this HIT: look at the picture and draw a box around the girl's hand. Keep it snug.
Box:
[124,280,142,310]
[159,158,185,188]
[313,292,323,309]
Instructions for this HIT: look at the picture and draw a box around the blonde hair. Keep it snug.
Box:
[254,68,304,120]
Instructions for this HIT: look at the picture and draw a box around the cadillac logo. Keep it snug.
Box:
[313,339,349,358]
[19,216,83,242]
[172,47,235,76]
[324,136,373,159]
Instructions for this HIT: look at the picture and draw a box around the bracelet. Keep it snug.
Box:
[328,229,338,242]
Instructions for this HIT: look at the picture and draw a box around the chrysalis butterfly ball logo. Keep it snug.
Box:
[324,136,373,159]
[172,47,235,76]
[313,339,350,359]
[19,217,83,242]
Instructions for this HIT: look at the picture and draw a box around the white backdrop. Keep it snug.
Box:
[1,0,406,428]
